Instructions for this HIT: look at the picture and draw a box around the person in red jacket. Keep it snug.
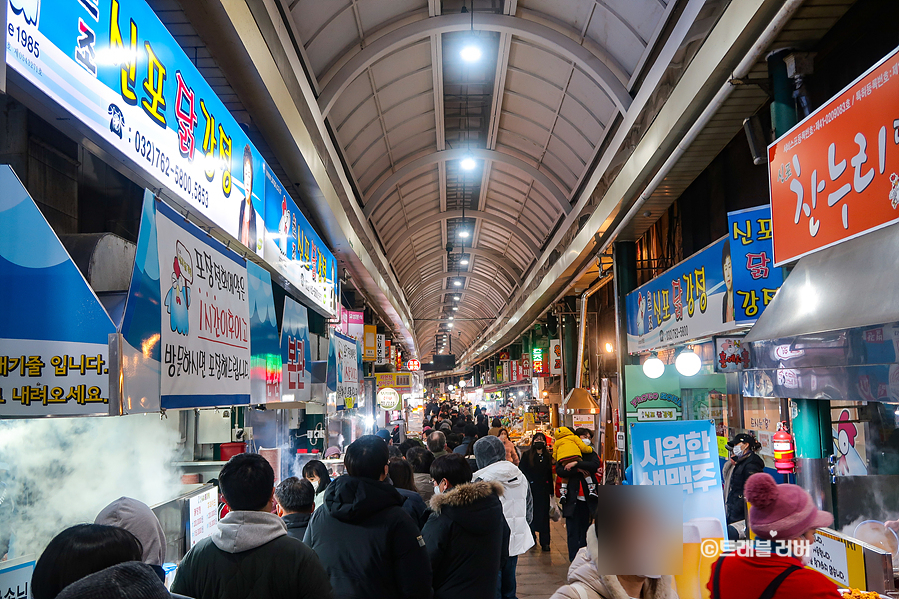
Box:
[708,472,841,599]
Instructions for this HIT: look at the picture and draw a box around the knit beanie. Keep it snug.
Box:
[55,562,171,599]
[744,473,833,540]
[474,436,506,469]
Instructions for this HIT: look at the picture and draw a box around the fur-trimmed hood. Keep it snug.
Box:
[429,480,504,512]
[428,480,505,536]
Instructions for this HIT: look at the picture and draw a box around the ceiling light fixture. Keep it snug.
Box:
[460,45,482,63]
[460,258,469,265]
[642,352,665,379]
[449,316,454,321]
[675,346,702,376]
[452,306,459,311]
[453,296,460,301]
[458,229,470,238]
[448,323,454,328]
[453,279,462,286]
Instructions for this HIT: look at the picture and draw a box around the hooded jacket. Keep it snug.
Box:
[725,451,765,524]
[553,427,593,463]
[170,511,332,599]
[474,457,535,555]
[95,497,167,581]
[422,481,511,599]
[56,562,189,599]
[414,472,436,503]
[304,475,433,599]
[550,528,678,599]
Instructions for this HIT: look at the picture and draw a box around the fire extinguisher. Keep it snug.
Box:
[773,421,795,474]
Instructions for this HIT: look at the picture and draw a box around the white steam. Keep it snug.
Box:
[0,414,182,559]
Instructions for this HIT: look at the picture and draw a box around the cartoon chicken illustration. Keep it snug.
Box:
[165,244,192,336]
[278,196,290,256]
[636,292,645,336]
[889,174,899,209]
[835,409,858,476]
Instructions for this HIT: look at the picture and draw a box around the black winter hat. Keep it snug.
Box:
[56,562,171,599]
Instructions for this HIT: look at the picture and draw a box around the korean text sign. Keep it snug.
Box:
[157,201,251,407]
[280,297,311,403]
[768,46,899,265]
[726,206,784,322]
[6,0,274,257]
[626,238,729,353]
[0,166,114,416]
[0,557,34,599]
[262,166,336,316]
[327,331,361,411]
[631,420,727,533]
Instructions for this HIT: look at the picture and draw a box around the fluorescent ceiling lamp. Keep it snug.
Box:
[453,296,460,301]
[675,347,702,376]
[460,45,482,63]
[642,354,665,379]
[448,323,454,328]
[453,280,462,286]
[458,229,470,239]
[460,258,469,265]
[452,306,459,311]
[460,157,476,171]
[449,316,454,320]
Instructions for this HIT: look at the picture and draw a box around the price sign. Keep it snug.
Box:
[809,530,851,587]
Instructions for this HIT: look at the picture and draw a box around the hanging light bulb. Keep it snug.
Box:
[460,258,470,265]
[675,346,702,376]
[642,353,665,379]
[460,156,476,170]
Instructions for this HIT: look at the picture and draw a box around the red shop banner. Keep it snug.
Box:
[768,46,899,265]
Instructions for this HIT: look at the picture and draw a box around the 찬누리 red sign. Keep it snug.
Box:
[768,46,899,265]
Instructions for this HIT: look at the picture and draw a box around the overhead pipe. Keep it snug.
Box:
[574,270,613,389]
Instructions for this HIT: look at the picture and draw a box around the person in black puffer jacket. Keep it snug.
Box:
[723,433,765,538]
[304,435,433,599]
[422,454,510,599]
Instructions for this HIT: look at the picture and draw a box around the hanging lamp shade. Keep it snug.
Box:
[562,387,602,411]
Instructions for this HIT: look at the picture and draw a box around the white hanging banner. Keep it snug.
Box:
[157,201,251,406]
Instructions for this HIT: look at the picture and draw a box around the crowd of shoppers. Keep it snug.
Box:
[30,401,841,599]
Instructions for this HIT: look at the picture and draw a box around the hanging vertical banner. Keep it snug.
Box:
[327,331,360,411]
[532,347,545,376]
[0,166,114,416]
[157,201,250,407]
[726,206,784,322]
[363,325,377,361]
[550,340,562,375]
[376,334,386,365]
[346,311,364,342]
[502,361,510,382]
[280,297,311,403]
[521,357,532,378]
[247,262,280,404]
[262,167,337,316]
[631,420,727,534]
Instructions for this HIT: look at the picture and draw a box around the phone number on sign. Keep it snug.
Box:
[132,131,210,207]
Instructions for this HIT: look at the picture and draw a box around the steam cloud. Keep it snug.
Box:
[0,414,182,559]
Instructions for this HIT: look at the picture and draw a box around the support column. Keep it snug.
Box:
[792,399,834,514]
[768,49,798,139]
[613,242,638,467]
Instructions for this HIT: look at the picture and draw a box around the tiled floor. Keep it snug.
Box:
[516,519,574,599]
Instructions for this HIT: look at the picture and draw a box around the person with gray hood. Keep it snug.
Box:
[473,435,534,599]
[95,497,167,582]
[171,453,332,599]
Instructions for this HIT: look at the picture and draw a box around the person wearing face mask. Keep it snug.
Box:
[302,459,332,511]
[520,432,554,551]
[722,433,764,540]
[422,454,510,599]
[709,472,839,598]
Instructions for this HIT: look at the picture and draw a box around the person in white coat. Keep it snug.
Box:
[550,523,677,599]
[473,435,533,599]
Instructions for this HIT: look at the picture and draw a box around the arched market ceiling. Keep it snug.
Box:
[285,0,683,360]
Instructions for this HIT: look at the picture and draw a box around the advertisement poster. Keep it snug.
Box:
[726,206,783,322]
[363,325,376,361]
[376,333,386,364]
[0,166,114,416]
[377,387,402,411]
[346,310,364,342]
[631,420,727,533]
[156,201,251,407]
[549,339,562,375]
[624,365,682,429]
[768,46,899,265]
[188,487,218,548]
[247,262,280,404]
[262,165,337,316]
[375,372,412,394]
[532,347,545,376]
[327,331,361,411]
[6,0,268,257]
[280,297,311,403]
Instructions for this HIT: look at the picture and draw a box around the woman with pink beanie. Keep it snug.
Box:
[708,472,841,598]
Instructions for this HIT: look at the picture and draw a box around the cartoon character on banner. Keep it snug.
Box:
[165,241,193,335]
[890,173,899,209]
[278,197,290,256]
[834,409,866,476]
[291,214,298,260]
[636,292,645,336]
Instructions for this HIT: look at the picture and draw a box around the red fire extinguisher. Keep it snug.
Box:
[773,421,795,474]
